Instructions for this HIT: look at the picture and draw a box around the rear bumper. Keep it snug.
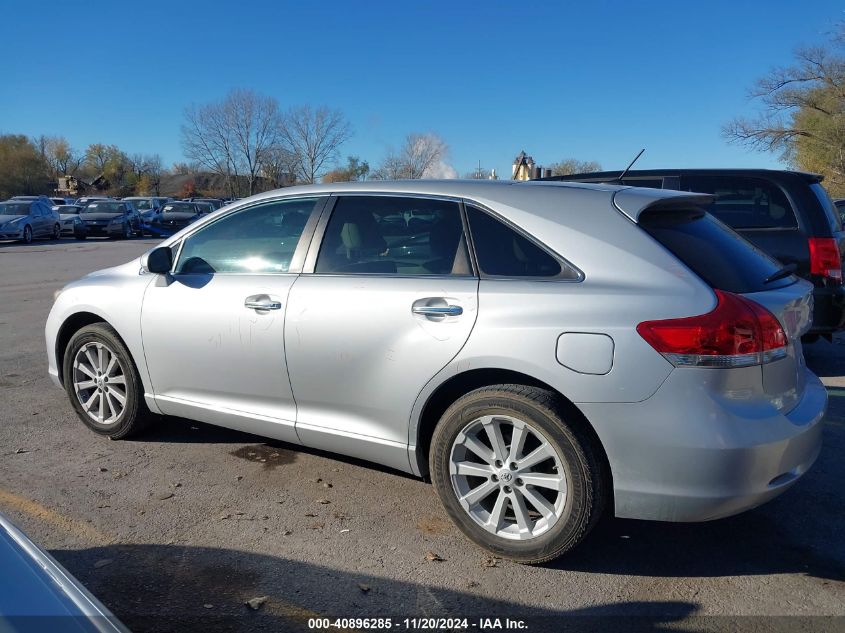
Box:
[578,366,826,522]
[809,284,845,333]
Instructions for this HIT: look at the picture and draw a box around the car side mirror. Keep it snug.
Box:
[141,246,173,274]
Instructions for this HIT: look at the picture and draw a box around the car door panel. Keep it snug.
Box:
[285,275,478,466]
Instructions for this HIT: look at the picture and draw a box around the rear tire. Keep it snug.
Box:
[51,223,61,240]
[430,384,605,564]
[62,323,153,439]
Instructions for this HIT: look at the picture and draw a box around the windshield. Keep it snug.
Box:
[128,199,153,210]
[82,202,124,214]
[163,203,196,213]
[0,202,31,216]
[57,206,81,214]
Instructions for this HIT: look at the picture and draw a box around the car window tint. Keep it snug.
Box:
[175,198,319,274]
[315,196,471,276]
[640,209,794,293]
[811,183,842,233]
[465,205,576,279]
[681,176,797,229]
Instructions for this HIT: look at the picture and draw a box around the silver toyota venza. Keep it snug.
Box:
[46,180,826,563]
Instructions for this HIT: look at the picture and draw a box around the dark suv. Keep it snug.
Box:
[545,169,845,339]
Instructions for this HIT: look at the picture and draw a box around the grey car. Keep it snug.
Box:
[0,197,61,242]
[78,201,141,239]
[45,181,826,563]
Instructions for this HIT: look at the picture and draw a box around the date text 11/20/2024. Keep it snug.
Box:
[308,618,528,630]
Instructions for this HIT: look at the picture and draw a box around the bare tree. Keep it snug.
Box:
[40,136,81,179]
[280,106,352,184]
[262,146,298,188]
[371,133,450,179]
[182,100,241,197]
[182,89,284,196]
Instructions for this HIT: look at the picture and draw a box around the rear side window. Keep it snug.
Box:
[465,205,578,279]
[682,176,797,229]
[811,183,842,233]
[640,209,794,293]
[315,196,471,276]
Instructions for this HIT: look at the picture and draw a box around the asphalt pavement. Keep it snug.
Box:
[0,238,843,632]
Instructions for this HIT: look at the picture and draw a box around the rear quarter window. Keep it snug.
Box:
[681,175,797,229]
[640,208,795,293]
[811,183,843,233]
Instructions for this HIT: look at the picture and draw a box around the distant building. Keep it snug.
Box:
[512,151,535,181]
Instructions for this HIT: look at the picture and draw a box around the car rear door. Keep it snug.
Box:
[639,207,814,412]
[284,194,478,471]
[140,196,325,442]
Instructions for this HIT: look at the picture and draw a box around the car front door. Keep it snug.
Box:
[30,205,47,237]
[284,194,479,471]
[140,196,325,442]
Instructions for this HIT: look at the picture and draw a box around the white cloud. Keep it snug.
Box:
[422,160,458,179]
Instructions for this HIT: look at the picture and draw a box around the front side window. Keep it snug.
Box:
[465,204,577,279]
[175,197,320,274]
[315,196,471,276]
[682,175,797,229]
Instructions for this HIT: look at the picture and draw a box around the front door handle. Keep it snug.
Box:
[245,295,282,311]
[412,305,463,317]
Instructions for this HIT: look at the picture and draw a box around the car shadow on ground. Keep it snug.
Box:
[54,544,705,633]
[140,407,845,585]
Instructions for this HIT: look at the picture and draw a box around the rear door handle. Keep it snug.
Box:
[412,305,463,317]
[245,295,282,311]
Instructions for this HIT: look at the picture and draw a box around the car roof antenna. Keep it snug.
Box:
[616,148,645,182]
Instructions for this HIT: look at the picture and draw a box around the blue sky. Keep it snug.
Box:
[1,0,842,178]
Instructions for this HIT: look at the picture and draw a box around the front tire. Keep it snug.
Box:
[430,385,605,564]
[51,223,61,240]
[62,323,152,439]
[22,225,33,244]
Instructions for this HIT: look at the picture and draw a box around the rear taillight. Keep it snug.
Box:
[808,237,843,284]
[636,290,788,368]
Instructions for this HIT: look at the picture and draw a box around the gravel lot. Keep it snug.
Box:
[1,238,843,632]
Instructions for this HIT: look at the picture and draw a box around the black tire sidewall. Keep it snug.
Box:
[23,225,32,243]
[431,388,596,563]
[62,325,143,439]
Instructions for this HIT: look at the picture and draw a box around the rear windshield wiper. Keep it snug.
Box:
[764,263,797,284]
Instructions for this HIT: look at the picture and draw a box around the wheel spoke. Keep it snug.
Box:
[85,347,98,372]
[454,461,494,478]
[486,491,509,532]
[462,434,495,465]
[104,355,117,377]
[511,490,534,534]
[483,418,508,462]
[104,392,116,420]
[108,374,126,386]
[507,423,528,463]
[108,386,126,406]
[76,362,96,380]
[519,473,566,492]
[460,479,498,507]
[97,345,105,373]
[97,391,105,422]
[518,443,556,470]
[76,379,97,390]
[520,485,556,520]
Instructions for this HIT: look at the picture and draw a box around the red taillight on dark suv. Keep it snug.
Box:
[808,237,843,284]
[636,290,788,368]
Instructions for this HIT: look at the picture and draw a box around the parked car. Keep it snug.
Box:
[52,204,88,239]
[78,201,141,239]
[46,181,826,563]
[74,196,112,207]
[182,197,224,210]
[833,198,845,224]
[0,511,127,632]
[150,201,213,236]
[544,169,845,339]
[0,196,61,242]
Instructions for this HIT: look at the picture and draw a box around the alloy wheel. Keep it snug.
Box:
[72,342,127,426]
[449,415,568,541]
